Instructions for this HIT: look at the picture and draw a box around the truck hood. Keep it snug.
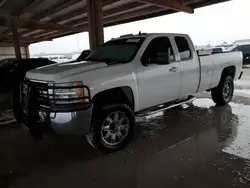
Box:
[26,61,108,81]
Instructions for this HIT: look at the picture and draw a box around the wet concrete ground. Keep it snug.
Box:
[1,96,250,188]
[1,69,250,188]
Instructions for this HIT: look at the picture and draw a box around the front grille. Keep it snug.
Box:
[21,82,28,107]
[21,80,50,109]
[21,80,91,112]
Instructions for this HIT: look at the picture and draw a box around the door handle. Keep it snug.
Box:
[169,66,178,72]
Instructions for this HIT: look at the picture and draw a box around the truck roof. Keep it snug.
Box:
[116,33,188,40]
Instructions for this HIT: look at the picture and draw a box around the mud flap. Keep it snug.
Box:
[86,132,97,149]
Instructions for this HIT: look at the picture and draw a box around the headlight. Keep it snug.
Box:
[53,82,90,105]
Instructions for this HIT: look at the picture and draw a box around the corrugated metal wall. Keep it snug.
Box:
[0,46,27,60]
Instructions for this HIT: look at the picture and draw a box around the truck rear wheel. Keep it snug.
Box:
[211,76,234,105]
[90,104,135,153]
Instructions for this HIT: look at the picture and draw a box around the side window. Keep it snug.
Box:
[141,37,174,65]
[174,36,192,60]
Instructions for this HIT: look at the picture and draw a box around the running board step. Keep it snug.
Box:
[136,96,196,117]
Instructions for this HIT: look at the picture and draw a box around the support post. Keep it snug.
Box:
[10,18,22,60]
[87,0,104,50]
[25,44,30,58]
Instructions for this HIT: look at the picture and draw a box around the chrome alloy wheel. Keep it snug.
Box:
[101,111,129,146]
[222,80,232,101]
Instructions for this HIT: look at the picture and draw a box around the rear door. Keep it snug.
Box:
[137,36,181,110]
[174,36,200,97]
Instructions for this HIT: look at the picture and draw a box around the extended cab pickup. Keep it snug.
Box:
[17,33,243,152]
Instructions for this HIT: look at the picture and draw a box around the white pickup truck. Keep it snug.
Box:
[16,33,243,152]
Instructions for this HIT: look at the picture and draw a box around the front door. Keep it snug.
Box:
[137,37,181,110]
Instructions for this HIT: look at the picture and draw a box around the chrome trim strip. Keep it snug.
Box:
[25,78,52,84]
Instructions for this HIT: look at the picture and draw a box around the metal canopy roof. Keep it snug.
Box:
[0,0,229,45]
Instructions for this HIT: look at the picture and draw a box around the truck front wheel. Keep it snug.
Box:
[211,76,234,105]
[90,104,135,153]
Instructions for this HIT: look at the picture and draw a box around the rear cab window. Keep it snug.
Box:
[174,36,192,60]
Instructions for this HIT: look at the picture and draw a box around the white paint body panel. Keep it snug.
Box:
[198,51,242,92]
[136,61,181,110]
[26,33,243,112]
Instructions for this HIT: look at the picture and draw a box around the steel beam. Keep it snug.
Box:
[10,18,22,60]
[32,31,77,43]
[33,0,83,20]
[137,0,193,13]
[19,0,47,16]
[0,34,51,42]
[0,16,84,32]
[25,45,30,58]
[87,0,104,50]
[0,0,7,9]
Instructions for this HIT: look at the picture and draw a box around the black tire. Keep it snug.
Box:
[90,104,135,153]
[211,76,234,105]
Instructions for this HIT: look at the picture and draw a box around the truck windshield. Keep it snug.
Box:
[86,37,145,64]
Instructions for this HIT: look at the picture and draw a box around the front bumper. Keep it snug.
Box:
[20,79,93,136]
[37,106,93,135]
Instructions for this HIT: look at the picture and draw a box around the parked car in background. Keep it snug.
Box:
[49,56,68,63]
[211,47,224,54]
[215,44,234,50]
[16,33,243,152]
[227,44,250,65]
[0,58,16,90]
[0,58,55,91]
[48,52,90,63]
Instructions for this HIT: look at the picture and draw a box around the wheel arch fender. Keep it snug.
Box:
[216,66,236,88]
[91,86,136,112]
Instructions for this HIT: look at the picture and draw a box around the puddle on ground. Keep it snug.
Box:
[135,98,250,187]
[222,103,250,160]
[137,98,250,161]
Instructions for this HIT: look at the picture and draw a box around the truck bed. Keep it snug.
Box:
[197,51,243,92]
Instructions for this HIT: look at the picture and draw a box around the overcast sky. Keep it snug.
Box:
[30,0,249,55]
